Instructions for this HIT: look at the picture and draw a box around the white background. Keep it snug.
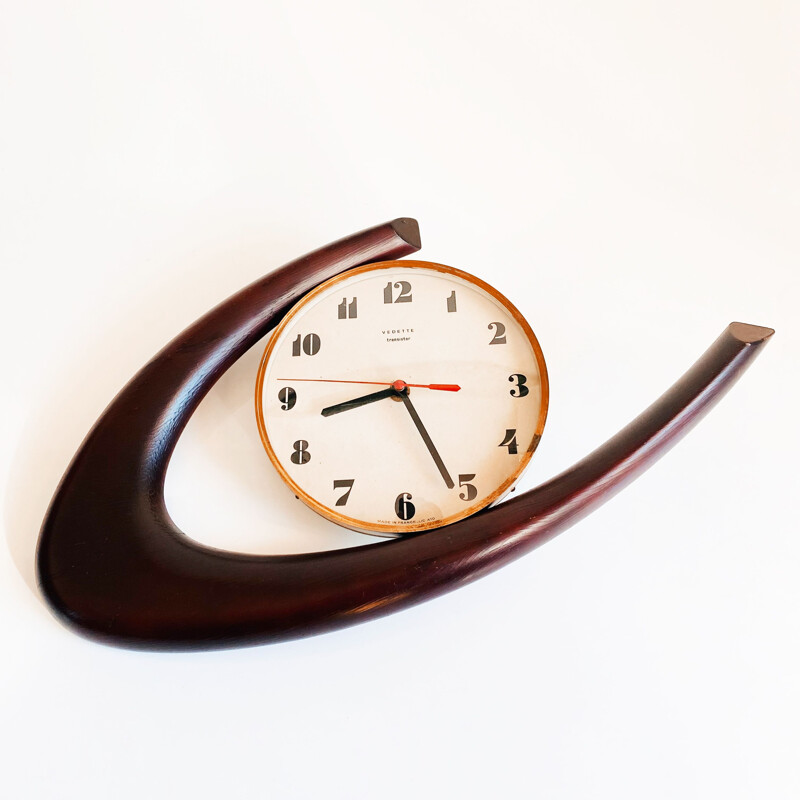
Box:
[1,2,797,798]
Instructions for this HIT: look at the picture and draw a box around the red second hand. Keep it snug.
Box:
[276,378,461,392]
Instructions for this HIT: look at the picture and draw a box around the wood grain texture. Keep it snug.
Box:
[36,219,773,650]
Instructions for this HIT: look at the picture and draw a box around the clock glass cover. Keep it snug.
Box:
[255,260,548,536]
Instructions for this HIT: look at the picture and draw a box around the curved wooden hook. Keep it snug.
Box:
[36,219,774,650]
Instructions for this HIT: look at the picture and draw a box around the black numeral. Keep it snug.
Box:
[333,479,354,506]
[458,474,477,501]
[499,429,518,454]
[509,374,529,398]
[383,280,413,304]
[446,290,457,313]
[337,297,358,319]
[290,440,310,464]
[278,387,296,411]
[488,322,507,344]
[395,492,415,520]
[291,333,321,357]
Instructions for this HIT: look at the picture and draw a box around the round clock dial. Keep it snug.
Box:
[255,260,548,536]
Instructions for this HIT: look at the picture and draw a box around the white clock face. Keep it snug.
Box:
[255,260,548,536]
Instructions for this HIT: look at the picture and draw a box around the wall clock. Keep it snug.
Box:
[35,218,773,651]
[255,260,548,535]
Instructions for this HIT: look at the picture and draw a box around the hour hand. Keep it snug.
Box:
[321,387,398,417]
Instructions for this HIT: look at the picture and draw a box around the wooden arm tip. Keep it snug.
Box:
[729,322,775,344]
[390,217,421,250]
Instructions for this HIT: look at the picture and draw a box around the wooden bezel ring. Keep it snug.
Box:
[253,259,550,536]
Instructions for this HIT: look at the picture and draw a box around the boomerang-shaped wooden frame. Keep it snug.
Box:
[36,218,773,650]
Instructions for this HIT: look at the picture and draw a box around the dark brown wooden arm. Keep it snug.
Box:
[36,219,773,650]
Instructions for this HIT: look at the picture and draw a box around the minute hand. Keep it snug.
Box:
[397,390,455,489]
[321,387,397,417]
